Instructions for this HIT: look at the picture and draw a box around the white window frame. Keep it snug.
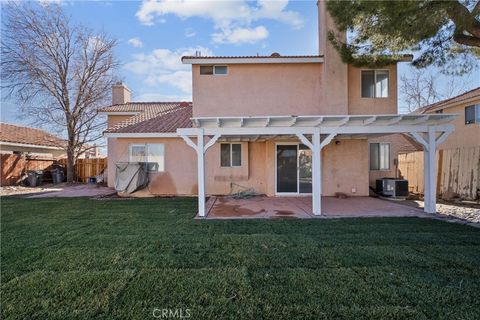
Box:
[220,143,241,167]
[274,142,312,196]
[465,104,480,125]
[369,142,391,171]
[361,69,390,98]
[129,143,165,172]
[199,65,229,76]
[214,65,228,76]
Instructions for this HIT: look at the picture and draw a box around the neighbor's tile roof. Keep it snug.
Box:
[417,87,480,114]
[104,102,193,134]
[0,123,64,148]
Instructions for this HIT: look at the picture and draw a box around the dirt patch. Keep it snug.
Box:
[274,210,295,215]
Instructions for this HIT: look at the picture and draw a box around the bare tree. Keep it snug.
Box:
[400,70,442,113]
[1,2,119,182]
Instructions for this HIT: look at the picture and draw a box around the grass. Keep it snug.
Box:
[1,197,479,320]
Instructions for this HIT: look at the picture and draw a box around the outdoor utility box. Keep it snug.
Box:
[376,178,409,198]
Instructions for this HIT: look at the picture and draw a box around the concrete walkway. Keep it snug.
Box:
[26,184,116,198]
[204,196,429,219]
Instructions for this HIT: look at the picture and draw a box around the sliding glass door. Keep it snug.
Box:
[276,144,312,194]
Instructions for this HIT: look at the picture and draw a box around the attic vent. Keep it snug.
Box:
[270,52,281,57]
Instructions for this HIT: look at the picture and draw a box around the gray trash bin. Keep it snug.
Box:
[26,170,44,187]
[51,168,65,184]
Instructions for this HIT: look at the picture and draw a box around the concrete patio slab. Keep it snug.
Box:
[203,196,429,219]
[26,184,116,198]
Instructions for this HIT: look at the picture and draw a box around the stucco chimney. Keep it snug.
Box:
[317,0,348,112]
[112,82,131,105]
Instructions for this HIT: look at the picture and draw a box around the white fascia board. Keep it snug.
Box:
[97,112,139,116]
[182,57,323,64]
[194,124,455,136]
[103,132,179,138]
[0,141,63,150]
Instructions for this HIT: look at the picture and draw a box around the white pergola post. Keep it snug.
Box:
[411,126,449,214]
[178,129,220,217]
[196,130,206,217]
[426,126,437,213]
[312,128,321,215]
[296,130,336,216]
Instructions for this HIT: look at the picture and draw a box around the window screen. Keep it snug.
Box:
[147,144,165,172]
[465,105,475,124]
[129,144,165,172]
[370,143,390,170]
[130,145,146,162]
[220,144,231,167]
[231,144,241,166]
[200,66,213,75]
[220,143,241,167]
[375,70,389,98]
[362,70,389,98]
[465,105,480,125]
[214,66,228,75]
[361,71,375,98]
[370,143,380,170]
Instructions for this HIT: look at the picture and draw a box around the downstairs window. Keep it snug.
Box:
[370,143,390,170]
[129,143,165,172]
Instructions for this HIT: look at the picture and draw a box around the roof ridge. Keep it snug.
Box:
[419,86,480,113]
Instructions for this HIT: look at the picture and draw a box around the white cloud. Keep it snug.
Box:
[184,28,196,38]
[135,92,190,102]
[38,0,63,6]
[125,46,213,94]
[127,37,143,48]
[136,0,303,44]
[212,26,269,45]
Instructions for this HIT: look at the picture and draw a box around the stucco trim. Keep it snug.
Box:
[103,132,179,138]
[183,57,324,64]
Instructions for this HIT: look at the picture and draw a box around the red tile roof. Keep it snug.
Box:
[417,87,480,114]
[104,102,192,134]
[0,123,64,148]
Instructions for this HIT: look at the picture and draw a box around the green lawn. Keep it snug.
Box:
[1,197,479,320]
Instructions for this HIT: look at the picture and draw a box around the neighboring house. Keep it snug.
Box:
[0,123,65,158]
[416,87,480,150]
[101,1,456,216]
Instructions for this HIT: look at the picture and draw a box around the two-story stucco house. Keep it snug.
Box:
[101,1,456,217]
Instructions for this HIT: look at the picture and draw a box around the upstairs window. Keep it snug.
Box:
[220,143,241,167]
[370,143,390,170]
[129,143,165,172]
[465,104,480,125]
[200,65,228,76]
[361,70,389,98]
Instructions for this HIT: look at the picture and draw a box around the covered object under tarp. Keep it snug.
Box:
[115,162,149,194]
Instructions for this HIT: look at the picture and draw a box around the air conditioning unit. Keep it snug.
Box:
[376,178,409,198]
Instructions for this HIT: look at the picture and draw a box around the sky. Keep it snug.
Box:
[1,0,479,126]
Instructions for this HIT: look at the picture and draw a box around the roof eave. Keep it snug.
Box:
[182,56,324,65]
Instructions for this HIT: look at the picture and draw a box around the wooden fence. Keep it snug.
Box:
[60,157,107,183]
[398,146,480,200]
[1,154,56,186]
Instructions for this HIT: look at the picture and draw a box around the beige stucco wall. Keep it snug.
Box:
[347,65,398,115]
[107,137,369,197]
[191,63,334,117]
[428,103,480,150]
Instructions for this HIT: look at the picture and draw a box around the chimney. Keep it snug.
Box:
[112,82,131,105]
